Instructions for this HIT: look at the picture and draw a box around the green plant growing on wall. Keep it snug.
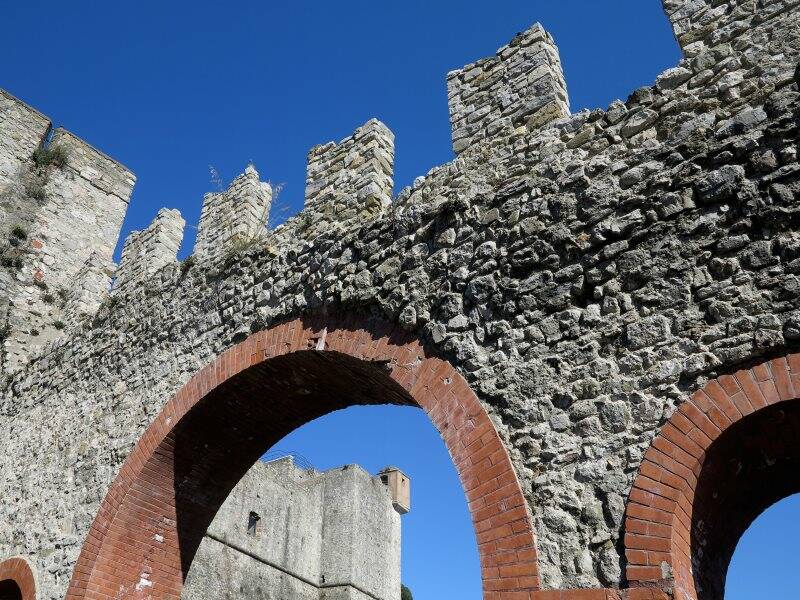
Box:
[32,144,68,169]
[222,238,249,268]
[24,175,47,202]
[401,584,413,600]
[294,210,313,233]
[25,143,68,203]
[100,294,119,312]
[0,246,25,270]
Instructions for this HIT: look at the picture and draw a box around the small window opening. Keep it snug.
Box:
[380,474,389,485]
[247,511,261,537]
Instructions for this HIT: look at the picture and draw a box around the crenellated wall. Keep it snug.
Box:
[664,0,800,53]
[193,164,272,263]
[447,23,569,154]
[1,2,799,599]
[114,208,185,294]
[305,119,394,214]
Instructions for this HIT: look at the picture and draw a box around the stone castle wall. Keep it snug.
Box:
[0,91,135,371]
[0,1,799,598]
[183,458,402,600]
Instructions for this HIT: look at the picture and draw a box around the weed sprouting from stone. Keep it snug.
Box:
[32,145,67,169]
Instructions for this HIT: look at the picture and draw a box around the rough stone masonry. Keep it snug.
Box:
[0,0,799,599]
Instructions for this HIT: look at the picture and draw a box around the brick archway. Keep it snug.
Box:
[0,558,36,600]
[624,354,800,600]
[65,315,539,600]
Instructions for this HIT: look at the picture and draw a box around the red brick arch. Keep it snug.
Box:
[64,315,539,600]
[624,354,800,600]
[0,557,36,600]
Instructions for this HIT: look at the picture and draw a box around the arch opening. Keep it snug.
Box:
[259,404,483,599]
[624,355,800,600]
[65,317,539,600]
[691,400,800,600]
[167,349,417,582]
[0,558,35,600]
[0,580,22,600]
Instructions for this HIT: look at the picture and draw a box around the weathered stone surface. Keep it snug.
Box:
[1,0,799,597]
[305,119,394,215]
[0,93,135,372]
[194,164,272,263]
[183,458,401,600]
[447,23,569,154]
[115,208,185,294]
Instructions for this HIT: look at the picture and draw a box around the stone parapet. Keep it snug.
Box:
[305,119,394,214]
[114,208,185,294]
[193,164,272,263]
[447,22,569,154]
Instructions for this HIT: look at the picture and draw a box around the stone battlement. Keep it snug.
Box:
[9,0,792,357]
[115,208,185,294]
[3,0,800,369]
[447,23,569,154]
[193,164,273,263]
[306,118,395,210]
[1,2,799,598]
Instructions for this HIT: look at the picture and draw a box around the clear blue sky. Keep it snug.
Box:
[727,494,800,600]
[3,1,679,259]
[7,2,793,599]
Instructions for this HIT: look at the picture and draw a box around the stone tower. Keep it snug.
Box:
[183,458,409,600]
